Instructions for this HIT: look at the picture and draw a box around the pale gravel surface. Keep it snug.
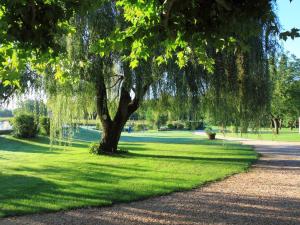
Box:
[1,136,300,225]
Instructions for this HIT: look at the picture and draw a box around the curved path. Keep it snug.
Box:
[1,138,300,225]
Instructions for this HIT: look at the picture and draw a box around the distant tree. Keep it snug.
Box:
[270,53,300,133]
[14,99,47,117]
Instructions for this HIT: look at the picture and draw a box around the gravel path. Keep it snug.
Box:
[1,137,300,225]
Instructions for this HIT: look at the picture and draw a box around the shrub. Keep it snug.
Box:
[95,123,102,130]
[158,126,169,131]
[40,117,50,136]
[89,142,100,155]
[204,127,216,140]
[205,127,216,135]
[174,122,185,130]
[147,124,154,130]
[167,123,175,129]
[13,114,38,138]
[184,121,192,130]
[134,123,146,131]
[155,114,168,128]
[191,122,204,130]
[230,125,239,133]
[184,121,204,130]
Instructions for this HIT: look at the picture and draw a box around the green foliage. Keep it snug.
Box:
[39,117,50,136]
[12,114,38,138]
[102,0,277,69]
[155,114,168,129]
[0,44,40,103]
[0,0,98,50]
[205,127,216,135]
[203,23,275,131]
[185,121,204,130]
[47,86,96,145]
[95,123,102,131]
[270,53,300,128]
[14,100,47,116]
[174,122,185,130]
[133,123,147,132]
[0,0,284,148]
[167,123,175,130]
[279,28,300,41]
[89,142,100,155]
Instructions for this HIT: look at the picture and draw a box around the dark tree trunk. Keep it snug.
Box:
[95,72,149,153]
[234,126,239,133]
[99,88,132,153]
[100,122,124,153]
[279,119,283,130]
[240,121,249,133]
[272,118,280,134]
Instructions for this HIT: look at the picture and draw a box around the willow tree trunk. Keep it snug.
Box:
[96,82,145,153]
[94,59,150,154]
[97,89,133,153]
[240,121,249,133]
[100,122,124,153]
[272,118,280,135]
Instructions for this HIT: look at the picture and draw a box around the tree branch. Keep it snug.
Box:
[162,0,177,32]
[95,75,112,123]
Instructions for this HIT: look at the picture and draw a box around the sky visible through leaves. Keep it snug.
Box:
[277,0,300,57]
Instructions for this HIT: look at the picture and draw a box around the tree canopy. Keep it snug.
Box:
[0,0,298,153]
[270,53,300,132]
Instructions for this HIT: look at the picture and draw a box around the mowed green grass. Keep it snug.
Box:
[0,129,257,218]
[0,117,13,122]
[220,128,300,142]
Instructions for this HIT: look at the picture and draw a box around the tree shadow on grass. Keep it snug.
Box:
[2,191,299,224]
[0,136,57,154]
[123,152,257,164]
[0,134,257,218]
[76,192,299,225]
[0,128,257,218]
[0,161,191,218]
[0,174,59,217]
[74,128,253,151]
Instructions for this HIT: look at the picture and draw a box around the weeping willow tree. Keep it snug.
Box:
[45,3,154,152]
[37,1,280,153]
[203,15,278,133]
[145,60,206,123]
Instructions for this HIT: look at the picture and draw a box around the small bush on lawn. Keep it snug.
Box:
[185,121,204,130]
[39,117,50,136]
[95,123,102,130]
[158,126,169,131]
[184,121,192,130]
[134,123,147,131]
[174,122,185,130]
[13,114,38,138]
[89,142,128,155]
[147,124,154,130]
[155,114,168,129]
[89,142,100,154]
[167,123,175,129]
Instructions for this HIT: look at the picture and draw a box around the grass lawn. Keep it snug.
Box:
[0,129,257,218]
[0,117,13,122]
[219,128,300,142]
